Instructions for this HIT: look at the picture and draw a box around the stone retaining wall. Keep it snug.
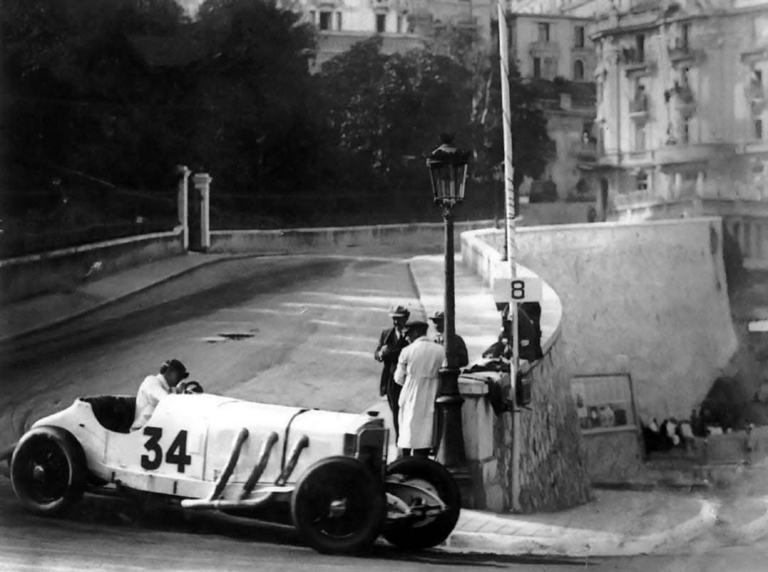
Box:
[461,228,591,513]
[0,228,185,305]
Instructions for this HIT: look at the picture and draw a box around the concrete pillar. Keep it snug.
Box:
[176,165,191,250]
[192,173,212,251]
[674,172,682,199]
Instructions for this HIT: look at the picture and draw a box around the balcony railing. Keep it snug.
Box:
[573,141,598,161]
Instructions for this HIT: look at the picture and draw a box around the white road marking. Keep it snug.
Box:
[748,320,768,332]
[326,348,373,358]
[282,302,388,313]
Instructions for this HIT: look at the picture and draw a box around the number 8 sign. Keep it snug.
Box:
[509,277,542,303]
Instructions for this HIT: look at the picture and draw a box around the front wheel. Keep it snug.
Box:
[291,456,386,554]
[383,457,461,550]
[11,426,87,516]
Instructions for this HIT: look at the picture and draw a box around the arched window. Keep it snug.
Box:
[574,59,585,81]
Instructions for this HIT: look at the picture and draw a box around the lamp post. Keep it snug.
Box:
[426,134,473,499]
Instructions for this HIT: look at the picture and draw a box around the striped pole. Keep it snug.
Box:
[497,0,521,513]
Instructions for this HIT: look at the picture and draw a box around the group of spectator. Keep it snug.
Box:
[374,305,469,458]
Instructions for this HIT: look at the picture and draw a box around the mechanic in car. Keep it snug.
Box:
[130,358,189,431]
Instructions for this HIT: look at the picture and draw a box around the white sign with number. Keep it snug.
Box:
[493,276,542,303]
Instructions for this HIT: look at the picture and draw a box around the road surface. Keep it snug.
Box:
[2,253,767,570]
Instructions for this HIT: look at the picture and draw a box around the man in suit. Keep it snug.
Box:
[375,305,410,439]
[429,310,469,368]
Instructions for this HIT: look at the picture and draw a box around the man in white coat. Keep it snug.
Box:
[394,320,445,457]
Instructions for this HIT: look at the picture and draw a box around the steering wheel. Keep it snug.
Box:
[179,380,204,395]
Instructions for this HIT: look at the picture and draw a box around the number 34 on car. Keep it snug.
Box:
[2,387,462,555]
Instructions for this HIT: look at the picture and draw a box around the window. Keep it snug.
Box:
[757,119,764,140]
[336,12,342,31]
[308,10,315,24]
[397,14,403,33]
[636,170,649,192]
[636,34,645,62]
[575,25,585,48]
[680,22,690,49]
[681,119,690,144]
[319,11,331,31]
[574,59,585,81]
[634,124,646,152]
[376,13,386,33]
[538,23,550,42]
[543,58,555,79]
[533,57,542,78]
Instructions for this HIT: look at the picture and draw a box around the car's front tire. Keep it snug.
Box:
[382,456,461,550]
[291,456,386,554]
[11,426,87,516]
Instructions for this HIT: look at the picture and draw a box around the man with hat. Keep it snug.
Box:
[131,358,189,431]
[394,320,445,457]
[429,310,469,368]
[375,305,411,439]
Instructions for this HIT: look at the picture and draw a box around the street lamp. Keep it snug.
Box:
[426,134,473,499]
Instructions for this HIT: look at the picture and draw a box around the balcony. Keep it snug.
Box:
[668,39,705,66]
[573,141,598,162]
[620,48,656,77]
[654,143,737,167]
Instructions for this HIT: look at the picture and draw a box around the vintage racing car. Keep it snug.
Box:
[4,384,461,554]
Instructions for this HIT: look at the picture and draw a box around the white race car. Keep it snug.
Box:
[5,384,461,554]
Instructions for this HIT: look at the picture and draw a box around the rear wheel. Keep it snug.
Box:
[383,457,461,550]
[291,456,386,554]
[11,426,87,516]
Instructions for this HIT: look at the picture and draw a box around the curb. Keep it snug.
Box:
[441,498,719,557]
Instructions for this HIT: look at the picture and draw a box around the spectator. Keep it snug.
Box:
[429,310,469,368]
[394,320,445,458]
[375,304,411,439]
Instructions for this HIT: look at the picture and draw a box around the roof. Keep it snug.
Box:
[127,25,208,68]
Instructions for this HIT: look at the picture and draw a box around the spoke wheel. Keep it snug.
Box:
[291,456,385,554]
[11,427,86,516]
[383,457,461,550]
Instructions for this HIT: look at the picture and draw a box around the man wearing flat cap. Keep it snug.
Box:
[394,320,445,457]
[375,305,411,439]
[131,358,189,431]
[429,311,469,368]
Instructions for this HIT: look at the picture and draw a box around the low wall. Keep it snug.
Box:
[460,231,591,513]
[209,220,496,254]
[0,228,184,304]
[470,217,738,421]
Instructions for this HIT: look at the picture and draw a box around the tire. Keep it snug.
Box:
[291,456,386,554]
[382,457,461,550]
[11,426,87,516]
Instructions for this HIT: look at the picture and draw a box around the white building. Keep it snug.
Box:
[589,0,768,268]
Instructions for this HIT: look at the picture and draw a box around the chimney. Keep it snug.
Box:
[560,93,572,110]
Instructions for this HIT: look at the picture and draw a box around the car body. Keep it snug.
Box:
[6,390,461,554]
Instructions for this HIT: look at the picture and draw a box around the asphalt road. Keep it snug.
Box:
[2,253,768,570]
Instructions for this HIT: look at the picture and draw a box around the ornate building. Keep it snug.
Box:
[589,0,768,267]
[294,0,497,69]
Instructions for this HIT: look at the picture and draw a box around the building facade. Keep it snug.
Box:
[295,0,497,69]
[589,0,768,268]
[508,11,599,200]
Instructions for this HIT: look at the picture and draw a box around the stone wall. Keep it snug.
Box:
[209,220,496,254]
[475,217,738,421]
[0,229,185,304]
[461,228,591,513]
[501,332,592,512]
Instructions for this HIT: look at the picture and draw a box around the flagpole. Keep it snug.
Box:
[497,0,521,513]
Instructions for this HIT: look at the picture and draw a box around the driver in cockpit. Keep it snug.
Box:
[130,359,189,431]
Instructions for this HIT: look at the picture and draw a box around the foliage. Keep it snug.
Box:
[1,0,552,234]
